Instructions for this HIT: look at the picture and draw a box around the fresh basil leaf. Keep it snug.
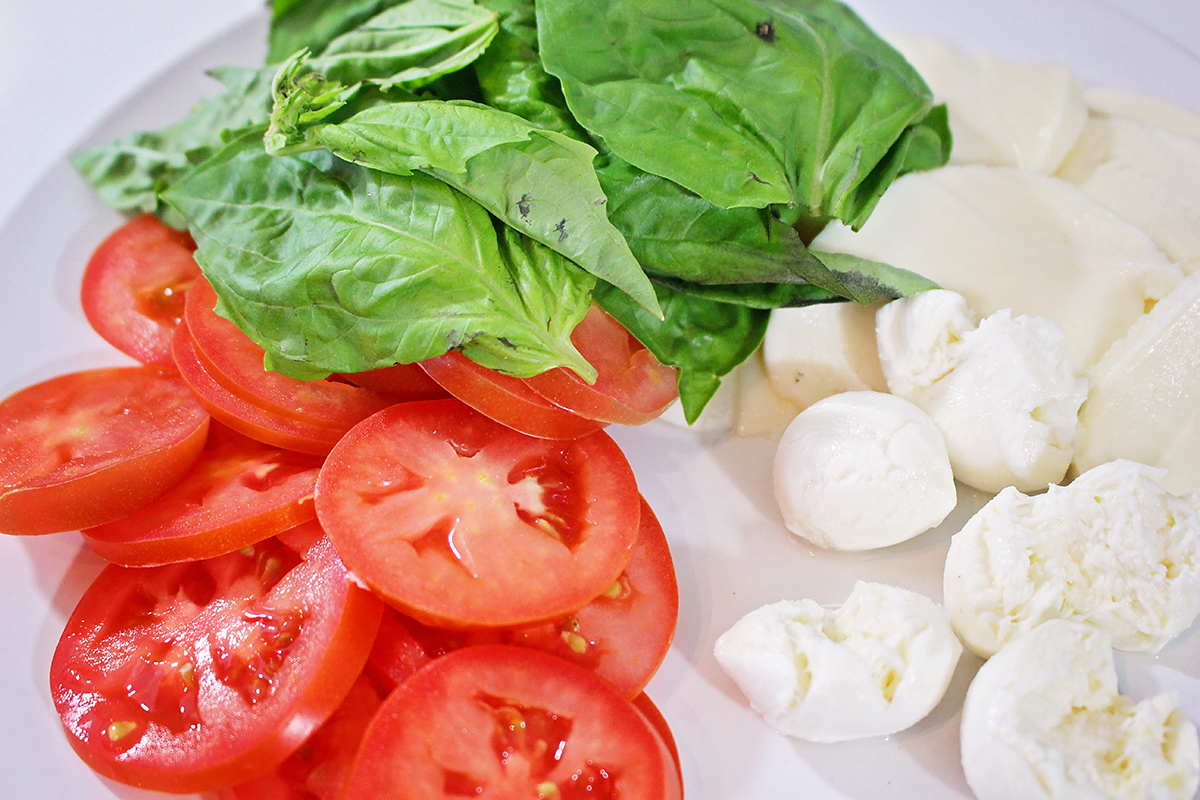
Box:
[72,67,273,224]
[538,0,943,227]
[808,250,939,304]
[647,275,841,309]
[268,0,403,63]
[594,280,768,423]
[162,131,595,381]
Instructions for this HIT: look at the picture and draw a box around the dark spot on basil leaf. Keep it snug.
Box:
[755,21,775,44]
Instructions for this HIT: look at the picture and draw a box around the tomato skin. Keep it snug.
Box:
[50,522,384,794]
[341,645,683,800]
[419,350,608,439]
[523,305,679,426]
[316,398,641,628]
[0,366,209,535]
[82,422,324,567]
[81,214,201,368]
[338,362,449,403]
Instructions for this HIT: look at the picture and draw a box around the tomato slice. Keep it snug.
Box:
[341,645,683,800]
[185,277,390,431]
[632,692,682,786]
[367,497,677,698]
[50,522,384,793]
[81,214,201,368]
[173,325,347,455]
[338,362,449,403]
[419,350,608,440]
[315,398,641,628]
[0,366,209,535]
[82,422,324,567]
[523,305,679,426]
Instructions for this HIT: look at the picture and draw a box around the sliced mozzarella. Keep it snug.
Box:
[773,391,955,550]
[1076,272,1200,495]
[1085,86,1200,140]
[888,35,1086,173]
[762,301,886,410]
[1058,116,1200,271]
[961,619,1200,800]
[876,289,1087,493]
[813,166,1182,372]
[733,347,801,441]
[944,460,1200,657]
[714,582,962,743]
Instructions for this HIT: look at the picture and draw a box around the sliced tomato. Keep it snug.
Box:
[338,362,449,403]
[419,350,607,439]
[184,277,390,431]
[173,325,347,455]
[632,692,682,784]
[81,214,201,368]
[367,497,677,698]
[50,522,384,793]
[0,366,209,535]
[341,645,683,800]
[220,674,384,800]
[523,305,678,425]
[315,399,641,628]
[82,422,324,567]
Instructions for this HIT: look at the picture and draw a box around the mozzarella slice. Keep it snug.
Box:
[773,391,956,550]
[1058,116,1200,271]
[813,166,1182,372]
[876,289,1087,493]
[960,619,1200,800]
[714,582,962,743]
[1076,272,1200,495]
[944,460,1200,657]
[888,34,1086,173]
[1085,86,1200,140]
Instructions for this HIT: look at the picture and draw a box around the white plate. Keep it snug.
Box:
[2,2,1200,798]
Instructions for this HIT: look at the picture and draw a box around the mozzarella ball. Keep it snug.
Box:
[714,582,962,743]
[773,391,956,551]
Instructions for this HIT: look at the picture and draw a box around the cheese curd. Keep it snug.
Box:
[773,391,956,550]
[714,582,962,743]
[876,289,1087,493]
[944,459,1200,657]
[960,619,1200,800]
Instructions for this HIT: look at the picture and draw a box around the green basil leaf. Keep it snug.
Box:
[268,0,404,63]
[162,131,595,381]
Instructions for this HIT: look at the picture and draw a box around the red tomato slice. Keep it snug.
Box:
[81,215,201,368]
[185,277,390,431]
[632,692,682,785]
[367,497,677,699]
[173,325,347,455]
[338,362,449,403]
[341,645,683,800]
[419,350,608,439]
[523,305,679,426]
[82,422,324,567]
[315,398,641,628]
[50,522,384,794]
[0,366,209,535]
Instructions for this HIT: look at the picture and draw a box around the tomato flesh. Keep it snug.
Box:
[50,522,383,793]
[0,366,209,535]
[341,645,683,800]
[81,214,201,367]
[315,399,641,628]
[83,422,324,567]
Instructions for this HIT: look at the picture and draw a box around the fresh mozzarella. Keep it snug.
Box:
[733,347,801,441]
[1085,86,1200,140]
[813,166,1182,371]
[1058,116,1200,270]
[714,582,962,743]
[944,459,1200,657]
[1075,272,1200,495]
[888,35,1086,173]
[876,289,1086,493]
[762,301,887,410]
[773,391,955,550]
[960,619,1200,800]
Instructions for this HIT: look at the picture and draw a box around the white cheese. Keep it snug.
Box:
[762,301,887,410]
[876,289,1087,493]
[813,166,1182,372]
[960,619,1200,800]
[888,34,1087,173]
[772,391,955,550]
[1058,116,1200,271]
[1076,272,1200,495]
[943,460,1200,657]
[714,582,962,743]
[733,347,801,441]
[1085,86,1200,140]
